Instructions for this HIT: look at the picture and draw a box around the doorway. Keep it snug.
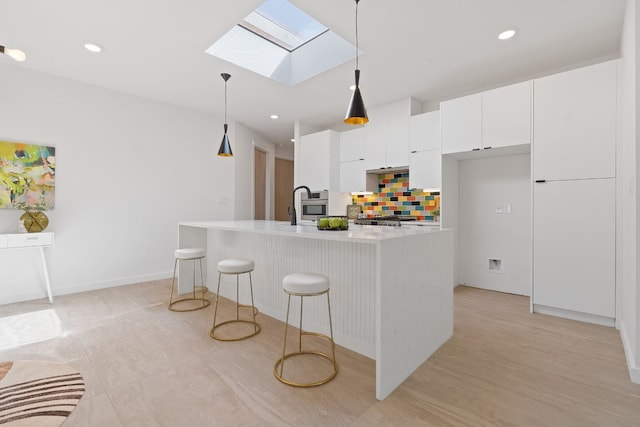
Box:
[274,158,294,221]
[254,148,267,220]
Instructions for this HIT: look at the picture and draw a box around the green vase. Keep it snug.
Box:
[20,211,49,232]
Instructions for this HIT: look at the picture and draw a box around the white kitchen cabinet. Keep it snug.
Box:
[482,80,532,149]
[532,178,615,321]
[385,117,410,168]
[340,127,365,162]
[409,149,441,190]
[441,81,532,156]
[409,111,440,152]
[441,93,482,154]
[364,121,386,170]
[409,111,441,190]
[298,129,340,191]
[533,60,616,181]
[339,160,367,193]
[365,118,409,170]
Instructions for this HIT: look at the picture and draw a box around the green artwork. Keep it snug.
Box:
[0,140,55,210]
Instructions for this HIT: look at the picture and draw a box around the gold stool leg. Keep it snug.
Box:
[169,258,179,307]
[274,290,338,387]
[168,257,211,312]
[210,271,261,341]
[278,294,292,379]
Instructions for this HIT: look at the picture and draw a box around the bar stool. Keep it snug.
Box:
[274,273,337,387]
[168,248,210,312]
[210,258,260,341]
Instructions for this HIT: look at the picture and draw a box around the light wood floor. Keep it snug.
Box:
[1,282,639,426]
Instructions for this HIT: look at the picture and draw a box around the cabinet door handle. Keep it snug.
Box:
[535,180,546,183]
[410,150,417,153]
[484,146,492,149]
[472,148,480,151]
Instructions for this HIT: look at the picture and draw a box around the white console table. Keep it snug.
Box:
[0,232,54,303]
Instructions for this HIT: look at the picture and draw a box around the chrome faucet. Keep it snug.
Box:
[290,185,312,225]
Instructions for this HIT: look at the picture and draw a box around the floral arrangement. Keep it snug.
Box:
[13,197,50,212]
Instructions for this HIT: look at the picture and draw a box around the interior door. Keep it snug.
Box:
[254,148,266,220]
[274,157,293,221]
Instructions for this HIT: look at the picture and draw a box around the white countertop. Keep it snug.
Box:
[179,220,444,243]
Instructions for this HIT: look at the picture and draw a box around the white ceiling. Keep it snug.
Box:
[0,0,626,146]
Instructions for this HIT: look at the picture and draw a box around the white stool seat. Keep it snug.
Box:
[211,257,260,341]
[175,248,206,260]
[168,248,209,312]
[283,273,330,295]
[218,258,255,274]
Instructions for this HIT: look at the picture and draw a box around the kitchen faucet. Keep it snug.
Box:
[290,185,312,225]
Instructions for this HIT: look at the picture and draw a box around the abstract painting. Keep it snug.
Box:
[0,140,55,210]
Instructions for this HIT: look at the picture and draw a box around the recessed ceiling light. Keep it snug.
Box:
[290,138,295,142]
[83,42,103,53]
[270,114,279,119]
[498,28,517,40]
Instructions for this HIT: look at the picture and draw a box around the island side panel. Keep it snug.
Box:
[177,224,208,294]
[376,229,454,400]
[206,228,377,358]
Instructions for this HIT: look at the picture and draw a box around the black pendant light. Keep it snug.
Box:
[218,73,233,157]
[344,0,368,125]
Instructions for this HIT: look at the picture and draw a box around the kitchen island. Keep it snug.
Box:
[177,220,453,400]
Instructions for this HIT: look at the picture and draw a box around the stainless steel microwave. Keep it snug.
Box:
[301,190,328,220]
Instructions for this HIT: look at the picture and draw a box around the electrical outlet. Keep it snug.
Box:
[495,204,503,214]
[504,203,512,214]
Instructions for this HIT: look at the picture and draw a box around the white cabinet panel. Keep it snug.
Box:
[533,60,616,181]
[482,80,531,149]
[409,111,440,152]
[409,149,441,190]
[340,127,365,162]
[340,160,367,193]
[365,118,410,170]
[533,178,615,318]
[364,122,387,170]
[299,130,339,191]
[385,117,409,168]
[441,93,482,154]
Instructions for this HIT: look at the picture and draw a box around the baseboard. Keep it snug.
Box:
[0,271,173,305]
[532,304,615,327]
[619,320,640,384]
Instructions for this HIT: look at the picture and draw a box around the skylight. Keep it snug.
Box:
[206,0,356,86]
[240,0,328,52]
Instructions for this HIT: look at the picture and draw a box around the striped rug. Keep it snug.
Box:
[0,360,85,426]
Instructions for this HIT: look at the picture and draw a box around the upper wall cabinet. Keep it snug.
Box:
[482,80,532,149]
[298,129,340,191]
[441,80,532,155]
[365,117,410,170]
[340,127,366,162]
[440,93,482,154]
[339,127,367,193]
[409,111,440,152]
[533,60,616,181]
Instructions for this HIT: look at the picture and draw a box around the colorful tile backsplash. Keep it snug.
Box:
[351,172,440,221]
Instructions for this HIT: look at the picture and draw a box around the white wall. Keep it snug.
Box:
[619,0,640,383]
[458,154,531,296]
[0,63,239,303]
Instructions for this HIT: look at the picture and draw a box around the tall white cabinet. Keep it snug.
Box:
[409,111,441,190]
[532,60,617,325]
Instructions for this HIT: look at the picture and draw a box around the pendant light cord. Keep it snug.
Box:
[224,80,228,125]
[355,0,359,70]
